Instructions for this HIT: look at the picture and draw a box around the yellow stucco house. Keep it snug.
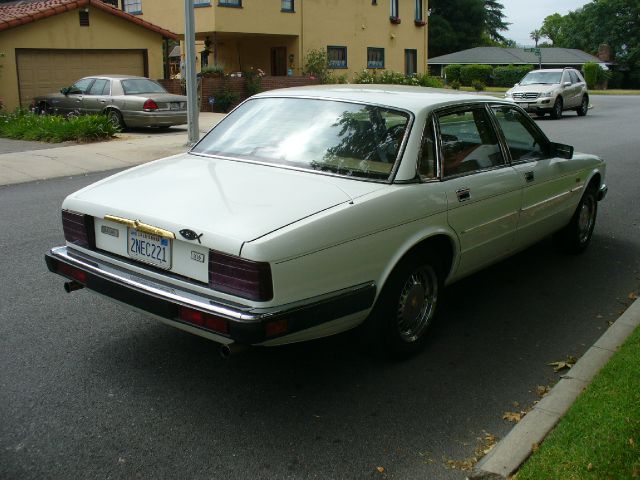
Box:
[0,0,177,111]
[120,0,429,79]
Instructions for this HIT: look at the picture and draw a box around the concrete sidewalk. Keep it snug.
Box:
[0,112,225,186]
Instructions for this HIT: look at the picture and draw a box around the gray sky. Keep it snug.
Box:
[501,0,591,45]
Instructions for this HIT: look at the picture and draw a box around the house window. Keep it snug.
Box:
[79,10,89,26]
[281,0,294,12]
[390,0,399,17]
[372,0,377,4]
[327,46,347,69]
[101,0,119,7]
[405,49,417,76]
[219,0,241,6]
[367,48,384,69]
[194,0,211,7]
[415,0,423,21]
[123,0,142,14]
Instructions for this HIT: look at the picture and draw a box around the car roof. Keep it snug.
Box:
[254,84,512,114]
[80,75,151,80]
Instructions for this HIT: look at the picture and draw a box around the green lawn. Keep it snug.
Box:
[516,325,640,479]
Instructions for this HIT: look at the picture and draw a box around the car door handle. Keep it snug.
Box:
[98,99,107,103]
[456,188,471,202]
[524,171,535,182]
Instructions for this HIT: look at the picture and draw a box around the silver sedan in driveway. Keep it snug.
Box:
[33,75,187,129]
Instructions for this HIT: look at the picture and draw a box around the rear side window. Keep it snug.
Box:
[492,106,550,162]
[88,79,109,95]
[437,108,505,177]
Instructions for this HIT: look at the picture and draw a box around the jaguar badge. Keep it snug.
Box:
[179,229,203,244]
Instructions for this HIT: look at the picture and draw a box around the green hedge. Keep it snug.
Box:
[460,64,493,86]
[583,62,611,89]
[444,64,462,83]
[493,65,534,87]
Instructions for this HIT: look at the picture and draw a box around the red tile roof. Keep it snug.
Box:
[0,0,178,38]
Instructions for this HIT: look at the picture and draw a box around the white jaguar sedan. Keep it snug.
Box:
[45,85,607,358]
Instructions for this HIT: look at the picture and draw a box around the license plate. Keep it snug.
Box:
[518,103,530,109]
[170,102,181,110]
[128,229,172,269]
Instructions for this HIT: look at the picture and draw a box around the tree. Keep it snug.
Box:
[484,0,510,43]
[540,13,565,46]
[428,0,486,57]
[529,29,543,47]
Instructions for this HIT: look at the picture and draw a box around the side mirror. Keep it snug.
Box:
[551,142,574,159]
[514,82,520,87]
[562,81,572,87]
[60,87,70,95]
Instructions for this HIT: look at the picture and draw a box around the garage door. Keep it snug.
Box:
[16,49,146,107]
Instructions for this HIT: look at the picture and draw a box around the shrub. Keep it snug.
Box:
[353,69,378,84]
[214,88,239,112]
[583,62,611,89]
[444,64,462,83]
[0,110,118,142]
[460,64,493,86]
[325,73,348,84]
[493,65,534,87]
[415,73,444,88]
[472,80,486,91]
[450,80,461,90]
[378,70,407,84]
[304,48,331,84]
[244,67,265,96]
[199,64,225,77]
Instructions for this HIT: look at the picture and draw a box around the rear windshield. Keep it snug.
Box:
[121,79,167,95]
[191,97,411,181]
[520,71,562,85]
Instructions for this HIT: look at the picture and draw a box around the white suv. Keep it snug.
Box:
[505,68,589,119]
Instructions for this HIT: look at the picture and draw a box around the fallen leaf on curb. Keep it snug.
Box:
[442,432,497,471]
[587,462,593,471]
[376,466,385,473]
[536,385,551,397]
[503,411,524,422]
[512,401,520,408]
[531,443,539,453]
[549,356,576,372]
[629,292,638,300]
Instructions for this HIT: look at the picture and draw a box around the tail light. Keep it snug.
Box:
[55,261,88,283]
[178,306,229,334]
[208,251,273,301]
[143,99,159,111]
[62,210,95,248]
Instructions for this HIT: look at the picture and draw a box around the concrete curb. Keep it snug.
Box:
[468,297,640,480]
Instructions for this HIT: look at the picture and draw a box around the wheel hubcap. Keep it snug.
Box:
[577,196,595,243]
[396,266,438,343]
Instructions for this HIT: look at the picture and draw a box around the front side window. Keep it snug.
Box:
[121,79,167,95]
[192,97,411,181]
[70,78,95,94]
[367,47,384,69]
[437,108,504,177]
[492,106,549,162]
[327,46,347,69]
[123,0,142,14]
[281,0,294,12]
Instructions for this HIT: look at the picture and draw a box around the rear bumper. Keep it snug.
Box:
[123,111,187,127]
[45,246,376,345]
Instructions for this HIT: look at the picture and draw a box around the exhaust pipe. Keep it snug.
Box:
[64,281,84,293]
[219,342,249,359]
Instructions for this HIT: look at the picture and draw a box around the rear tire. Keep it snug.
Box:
[551,97,563,119]
[106,109,125,130]
[359,251,443,359]
[577,96,589,116]
[553,185,598,254]
[35,102,52,115]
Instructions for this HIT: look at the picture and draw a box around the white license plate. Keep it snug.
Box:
[128,229,172,269]
[170,102,181,110]
[518,103,530,109]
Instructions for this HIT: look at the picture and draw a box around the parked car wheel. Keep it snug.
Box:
[551,98,563,119]
[106,109,125,130]
[35,102,52,115]
[554,184,598,254]
[362,251,443,358]
[577,96,589,116]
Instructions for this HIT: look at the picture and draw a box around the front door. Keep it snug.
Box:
[58,77,95,115]
[271,47,287,76]
[437,106,523,278]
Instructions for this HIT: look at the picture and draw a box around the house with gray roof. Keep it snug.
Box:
[428,47,608,76]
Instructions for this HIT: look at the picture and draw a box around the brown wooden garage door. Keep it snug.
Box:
[16,49,146,107]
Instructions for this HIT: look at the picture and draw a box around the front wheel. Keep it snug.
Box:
[360,252,443,358]
[554,186,598,254]
[577,96,589,116]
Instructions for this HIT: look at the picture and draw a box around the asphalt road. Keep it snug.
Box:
[1,96,639,480]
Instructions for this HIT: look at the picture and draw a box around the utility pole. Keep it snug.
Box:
[184,0,199,146]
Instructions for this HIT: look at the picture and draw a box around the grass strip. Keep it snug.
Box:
[516,325,640,480]
[0,110,119,143]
